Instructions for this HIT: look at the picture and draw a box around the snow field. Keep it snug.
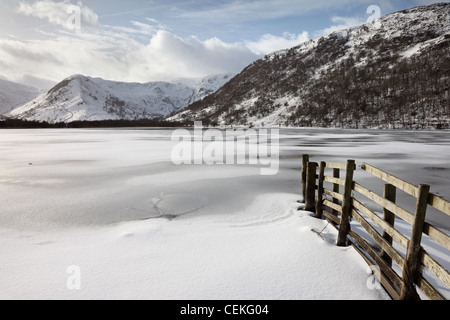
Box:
[1,128,449,300]
[0,193,390,300]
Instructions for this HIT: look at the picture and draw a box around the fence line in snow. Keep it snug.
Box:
[301,154,450,300]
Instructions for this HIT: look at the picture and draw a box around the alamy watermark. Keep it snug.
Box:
[66,1,82,30]
[367,265,382,290]
[171,122,279,176]
[367,5,382,27]
[66,265,81,290]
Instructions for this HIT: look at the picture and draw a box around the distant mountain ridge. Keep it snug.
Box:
[8,74,233,123]
[170,3,450,129]
[0,79,41,115]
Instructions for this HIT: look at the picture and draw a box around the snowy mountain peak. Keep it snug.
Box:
[171,3,450,129]
[9,73,234,123]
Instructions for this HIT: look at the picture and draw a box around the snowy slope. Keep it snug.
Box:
[0,79,41,115]
[171,3,450,129]
[8,74,233,123]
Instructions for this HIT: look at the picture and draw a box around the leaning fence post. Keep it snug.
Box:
[337,160,355,247]
[301,154,309,203]
[315,161,326,219]
[305,161,318,213]
[381,184,397,267]
[400,184,430,300]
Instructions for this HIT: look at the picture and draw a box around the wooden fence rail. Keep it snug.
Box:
[300,154,450,300]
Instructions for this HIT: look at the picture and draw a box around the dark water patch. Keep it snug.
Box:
[424,167,449,171]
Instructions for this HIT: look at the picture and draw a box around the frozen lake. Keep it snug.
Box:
[0,128,449,300]
[1,128,449,230]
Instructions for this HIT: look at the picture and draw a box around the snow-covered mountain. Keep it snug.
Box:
[171,3,450,129]
[9,74,233,123]
[0,79,41,115]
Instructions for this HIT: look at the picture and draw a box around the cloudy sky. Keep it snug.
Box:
[0,0,444,89]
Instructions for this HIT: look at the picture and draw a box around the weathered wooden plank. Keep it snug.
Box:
[325,162,350,170]
[348,230,403,296]
[350,238,374,266]
[323,199,342,214]
[324,175,345,186]
[353,182,450,249]
[347,236,401,300]
[362,162,450,217]
[332,168,340,216]
[353,182,415,225]
[379,272,402,300]
[416,276,446,300]
[423,222,450,250]
[351,209,405,268]
[322,209,341,225]
[323,189,343,201]
[324,214,401,299]
[421,251,450,288]
[361,163,419,197]
[352,198,409,249]
[428,194,450,217]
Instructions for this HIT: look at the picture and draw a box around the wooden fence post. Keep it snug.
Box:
[337,160,355,247]
[400,184,430,300]
[301,154,309,203]
[305,161,317,213]
[381,184,396,267]
[315,161,326,219]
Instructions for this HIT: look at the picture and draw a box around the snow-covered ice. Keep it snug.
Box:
[0,128,449,300]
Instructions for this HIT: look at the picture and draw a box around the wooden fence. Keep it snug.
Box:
[301,154,450,300]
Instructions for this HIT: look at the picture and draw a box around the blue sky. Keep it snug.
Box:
[0,0,446,89]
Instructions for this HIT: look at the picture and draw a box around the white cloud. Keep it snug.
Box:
[0,27,259,89]
[4,0,380,89]
[246,32,309,55]
[132,31,259,80]
[414,0,449,5]
[179,0,372,22]
[17,0,98,30]
[316,16,366,37]
[1,1,266,89]
[131,21,157,33]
